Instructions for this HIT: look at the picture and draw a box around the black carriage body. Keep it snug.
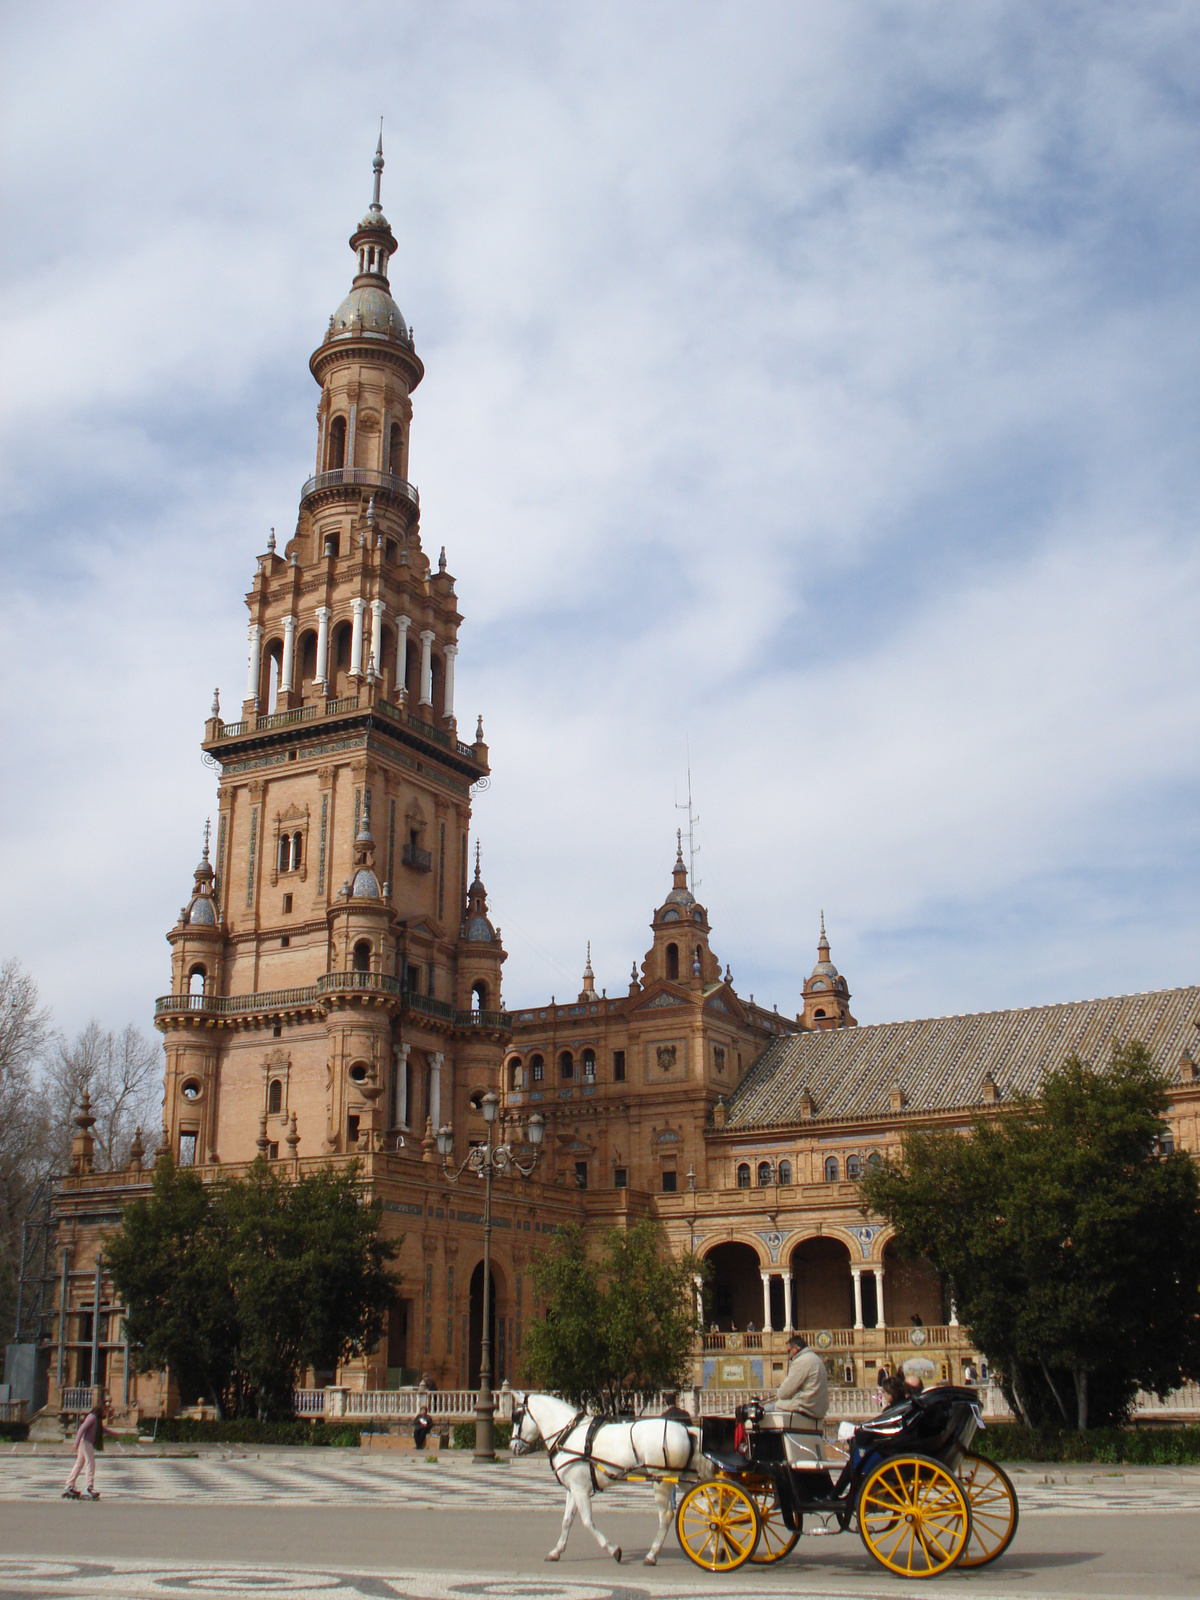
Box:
[702,1386,982,1534]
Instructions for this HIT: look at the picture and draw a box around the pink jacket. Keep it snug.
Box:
[73,1412,98,1450]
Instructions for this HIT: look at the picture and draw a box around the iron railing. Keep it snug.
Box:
[300,468,419,507]
[156,976,510,1032]
[401,842,432,872]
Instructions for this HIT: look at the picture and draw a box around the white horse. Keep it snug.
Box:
[510,1391,709,1566]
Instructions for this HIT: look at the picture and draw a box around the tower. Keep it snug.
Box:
[642,832,722,988]
[156,140,507,1169]
[800,914,856,1030]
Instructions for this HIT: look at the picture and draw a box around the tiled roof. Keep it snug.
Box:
[723,986,1200,1130]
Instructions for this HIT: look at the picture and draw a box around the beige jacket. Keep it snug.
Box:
[775,1345,830,1419]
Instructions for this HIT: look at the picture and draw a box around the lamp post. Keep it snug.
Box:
[438,1093,544,1462]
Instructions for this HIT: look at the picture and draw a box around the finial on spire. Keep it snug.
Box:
[820,908,826,938]
[371,121,384,212]
[439,546,447,573]
[676,827,683,860]
[475,714,484,743]
[266,527,276,555]
[474,839,482,879]
[202,818,211,861]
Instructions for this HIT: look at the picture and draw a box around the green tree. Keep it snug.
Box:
[104,1156,239,1415]
[860,1042,1200,1429]
[524,1220,702,1414]
[107,1157,398,1419]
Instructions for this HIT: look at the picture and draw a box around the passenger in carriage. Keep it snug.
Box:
[775,1332,830,1425]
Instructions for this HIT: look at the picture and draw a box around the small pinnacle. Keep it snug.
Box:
[202,818,211,860]
[266,527,276,554]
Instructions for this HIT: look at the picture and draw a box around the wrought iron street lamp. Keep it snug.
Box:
[438,1093,544,1462]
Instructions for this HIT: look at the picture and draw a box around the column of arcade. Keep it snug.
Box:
[753,1264,888,1331]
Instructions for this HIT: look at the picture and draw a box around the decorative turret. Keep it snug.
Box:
[578,943,599,1003]
[801,912,856,1030]
[463,843,496,943]
[642,830,722,987]
[349,800,381,899]
[457,843,506,1015]
[181,821,219,928]
[70,1091,96,1176]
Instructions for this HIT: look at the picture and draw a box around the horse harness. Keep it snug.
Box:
[544,1408,695,1492]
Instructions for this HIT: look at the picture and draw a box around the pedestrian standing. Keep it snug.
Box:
[63,1402,104,1501]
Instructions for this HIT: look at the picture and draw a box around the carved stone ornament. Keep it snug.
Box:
[657,1044,677,1071]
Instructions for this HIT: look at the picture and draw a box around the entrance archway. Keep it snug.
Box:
[788,1237,854,1329]
[704,1241,762,1332]
[882,1242,944,1327]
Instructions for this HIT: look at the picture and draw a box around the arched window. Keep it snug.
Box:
[813,1008,826,1019]
[866,1151,882,1172]
[334,621,352,674]
[694,944,703,974]
[327,415,347,471]
[187,964,205,998]
[824,1156,840,1182]
[582,1048,596,1081]
[266,646,281,713]
[352,940,371,973]
[268,1079,282,1115]
[559,1051,574,1081]
[666,943,679,980]
[291,832,303,871]
[736,1162,751,1189]
[389,422,403,476]
[471,980,488,1013]
[777,1159,792,1185]
[299,630,317,682]
[757,1161,772,1186]
[846,1154,862,1180]
[509,1059,523,1091]
[278,835,290,874]
[531,1054,544,1083]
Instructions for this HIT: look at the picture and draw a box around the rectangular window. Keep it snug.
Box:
[280,934,290,947]
[714,1046,725,1073]
[427,965,436,997]
[613,1050,626,1082]
[346,1114,359,1145]
[574,1160,588,1190]
[661,1169,678,1193]
[268,1142,279,1160]
[405,964,419,993]
[283,893,293,913]
[178,1133,197,1166]
[613,1167,627,1189]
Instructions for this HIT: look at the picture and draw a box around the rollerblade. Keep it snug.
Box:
[84,1488,101,1500]
[62,1488,81,1499]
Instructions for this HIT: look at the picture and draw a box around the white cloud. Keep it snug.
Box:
[3,1,1199,1037]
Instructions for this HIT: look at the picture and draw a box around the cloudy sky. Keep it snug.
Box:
[3,2,1199,1042]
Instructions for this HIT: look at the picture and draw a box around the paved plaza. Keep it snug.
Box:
[0,1448,1198,1600]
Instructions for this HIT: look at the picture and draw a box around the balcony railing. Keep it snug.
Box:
[156,975,510,1032]
[209,692,479,763]
[401,842,433,872]
[300,467,419,507]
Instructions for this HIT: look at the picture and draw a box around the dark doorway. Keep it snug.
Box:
[704,1242,761,1332]
[387,1298,410,1372]
[468,1261,498,1390]
[861,1272,879,1328]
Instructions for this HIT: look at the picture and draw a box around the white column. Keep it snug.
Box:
[369,599,385,676]
[419,629,434,706]
[350,599,365,677]
[693,1272,704,1330]
[395,613,411,701]
[280,615,296,692]
[443,641,457,721]
[760,1271,773,1334]
[246,624,263,705]
[851,1267,865,1330]
[315,409,326,475]
[394,1043,410,1129]
[782,1271,793,1332]
[314,606,330,687]
[873,1266,886,1328]
[429,1051,443,1129]
[346,403,357,471]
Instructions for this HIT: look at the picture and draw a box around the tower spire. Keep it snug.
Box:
[371,122,384,213]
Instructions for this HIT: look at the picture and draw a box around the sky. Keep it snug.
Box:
[3,1,1200,1041]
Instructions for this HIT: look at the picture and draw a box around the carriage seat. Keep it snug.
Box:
[751,1412,827,1468]
[760,1410,822,1433]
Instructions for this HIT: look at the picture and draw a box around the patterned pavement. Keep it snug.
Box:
[2,1448,1200,1514]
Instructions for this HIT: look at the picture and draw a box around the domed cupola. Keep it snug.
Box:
[182,822,219,927]
[323,132,414,350]
[802,913,857,1031]
[578,942,599,1002]
[349,803,381,899]
[464,844,496,942]
[641,830,721,987]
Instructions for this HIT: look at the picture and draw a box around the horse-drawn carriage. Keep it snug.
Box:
[675,1386,1018,1577]
[513,1385,1018,1579]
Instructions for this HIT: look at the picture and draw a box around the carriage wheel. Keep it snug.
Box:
[857,1453,971,1578]
[741,1475,800,1564]
[675,1480,761,1572]
[957,1453,1019,1568]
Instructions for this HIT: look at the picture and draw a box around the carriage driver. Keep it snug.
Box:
[775,1331,830,1427]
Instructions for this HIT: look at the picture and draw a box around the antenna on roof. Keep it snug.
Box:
[675,739,701,893]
